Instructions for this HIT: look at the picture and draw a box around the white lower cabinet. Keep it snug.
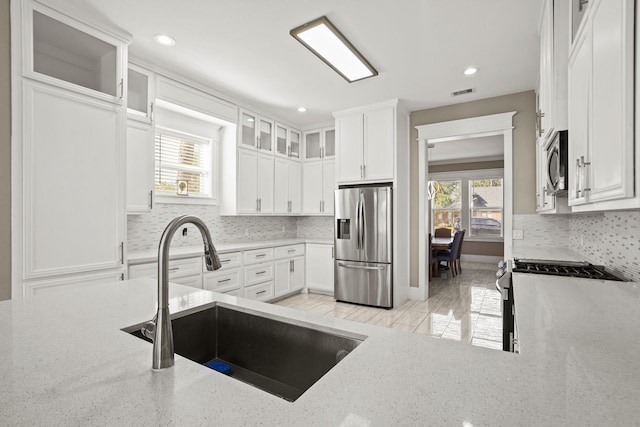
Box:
[128,256,202,285]
[244,261,274,287]
[244,280,275,301]
[274,256,304,298]
[24,270,125,298]
[305,243,334,295]
[203,268,242,294]
[170,274,202,289]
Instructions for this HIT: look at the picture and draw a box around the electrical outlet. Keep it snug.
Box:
[181,227,188,240]
[512,229,524,240]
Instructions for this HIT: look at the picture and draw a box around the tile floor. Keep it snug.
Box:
[275,262,503,350]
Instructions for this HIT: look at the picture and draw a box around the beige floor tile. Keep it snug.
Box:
[395,310,429,327]
[390,323,417,333]
[346,307,381,323]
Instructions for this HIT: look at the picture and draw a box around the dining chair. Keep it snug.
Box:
[455,229,466,274]
[435,231,464,277]
[434,227,451,238]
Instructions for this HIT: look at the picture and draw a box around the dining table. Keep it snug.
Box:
[431,236,454,251]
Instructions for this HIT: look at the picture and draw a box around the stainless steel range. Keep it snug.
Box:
[512,259,624,281]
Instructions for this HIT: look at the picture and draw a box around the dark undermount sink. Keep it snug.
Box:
[123,302,365,401]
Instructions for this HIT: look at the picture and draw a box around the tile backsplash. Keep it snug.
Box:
[514,211,640,282]
[569,211,640,282]
[512,214,570,250]
[296,216,333,239]
[127,204,297,252]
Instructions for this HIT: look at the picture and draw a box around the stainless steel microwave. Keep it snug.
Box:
[546,130,568,196]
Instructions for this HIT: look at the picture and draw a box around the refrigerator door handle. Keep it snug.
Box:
[338,262,385,271]
[355,196,361,250]
[360,192,366,251]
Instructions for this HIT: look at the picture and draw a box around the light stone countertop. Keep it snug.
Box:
[128,238,333,265]
[1,274,639,425]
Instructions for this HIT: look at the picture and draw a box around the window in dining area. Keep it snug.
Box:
[429,169,504,240]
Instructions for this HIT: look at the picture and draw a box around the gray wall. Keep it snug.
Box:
[1,0,11,301]
[410,91,536,285]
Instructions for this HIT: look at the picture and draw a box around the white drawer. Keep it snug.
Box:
[129,256,202,280]
[170,274,202,289]
[244,281,274,302]
[274,244,305,259]
[244,261,274,286]
[222,288,243,297]
[210,251,242,271]
[244,248,274,265]
[203,268,241,293]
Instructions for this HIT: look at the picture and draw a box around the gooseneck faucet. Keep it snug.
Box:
[142,215,221,370]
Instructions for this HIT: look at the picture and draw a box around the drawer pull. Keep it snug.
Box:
[256,290,267,295]
[256,271,266,275]
[220,259,231,263]
[256,254,267,258]
[218,278,231,283]
[169,267,180,272]
[288,249,296,253]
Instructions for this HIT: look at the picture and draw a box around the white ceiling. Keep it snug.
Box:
[58,0,542,128]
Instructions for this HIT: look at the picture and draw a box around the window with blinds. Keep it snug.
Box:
[154,127,211,197]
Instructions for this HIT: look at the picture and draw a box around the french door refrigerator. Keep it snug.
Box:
[334,185,392,308]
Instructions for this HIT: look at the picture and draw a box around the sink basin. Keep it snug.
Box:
[123,302,365,401]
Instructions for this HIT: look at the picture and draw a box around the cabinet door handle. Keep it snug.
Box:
[575,159,582,198]
[363,164,366,178]
[119,242,124,265]
[149,190,153,209]
[256,199,259,212]
[256,290,267,295]
[581,156,591,192]
[119,78,124,102]
[218,278,231,283]
[120,273,125,281]
[259,198,262,212]
[360,165,363,179]
[256,135,260,149]
[149,102,154,121]
[290,259,294,272]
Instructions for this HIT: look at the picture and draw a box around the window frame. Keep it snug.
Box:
[429,168,504,242]
[153,102,221,206]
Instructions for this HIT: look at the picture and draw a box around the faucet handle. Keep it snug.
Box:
[141,315,157,340]
[203,243,222,271]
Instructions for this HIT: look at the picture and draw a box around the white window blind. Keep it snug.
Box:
[154,127,211,197]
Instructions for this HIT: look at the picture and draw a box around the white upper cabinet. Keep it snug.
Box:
[335,102,397,183]
[238,109,274,153]
[126,118,154,213]
[568,0,635,210]
[302,160,335,215]
[275,123,303,160]
[24,2,129,103]
[274,158,301,214]
[127,64,155,122]
[303,127,335,161]
[537,0,570,140]
[236,148,274,214]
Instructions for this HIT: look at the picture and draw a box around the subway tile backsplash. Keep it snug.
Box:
[512,214,571,250]
[296,216,333,239]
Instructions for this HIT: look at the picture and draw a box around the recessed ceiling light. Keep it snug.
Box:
[154,34,176,46]
[298,107,307,112]
[290,16,378,83]
[463,67,478,76]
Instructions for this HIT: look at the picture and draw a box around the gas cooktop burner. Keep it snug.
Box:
[512,259,624,281]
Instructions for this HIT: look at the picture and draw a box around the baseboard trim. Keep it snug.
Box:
[461,254,502,264]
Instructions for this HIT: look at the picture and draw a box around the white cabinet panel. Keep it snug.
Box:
[364,108,394,181]
[274,258,291,297]
[274,244,304,259]
[126,119,154,213]
[302,161,323,214]
[322,161,336,214]
[257,153,274,213]
[203,268,241,293]
[23,81,124,278]
[214,252,242,270]
[274,158,289,214]
[336,114,363,181]
[244,281,274,301]
[237,148,259,213]
[289,162,302,214]
[244,248,273,265]
[170,274,202,289]
[25,270,124,298]
[244,261,274,286]
[305,244,334,294]
[290,256,305,292]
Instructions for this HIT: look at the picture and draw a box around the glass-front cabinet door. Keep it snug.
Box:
[275,124,288,157]
[27,5,128,102]
[239,110,257,149]
[290,130,301,159]
[127,64,154,122]
[323,128,335,159]
[304,129,322,160]
[258,118,273,152]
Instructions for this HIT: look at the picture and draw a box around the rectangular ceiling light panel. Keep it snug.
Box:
[291,16,377,83]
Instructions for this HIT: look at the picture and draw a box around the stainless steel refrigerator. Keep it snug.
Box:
[334,185,392,308]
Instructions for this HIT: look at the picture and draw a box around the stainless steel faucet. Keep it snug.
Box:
[142,215,221,370]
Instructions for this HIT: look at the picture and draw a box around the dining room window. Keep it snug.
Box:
[430,169,503,240]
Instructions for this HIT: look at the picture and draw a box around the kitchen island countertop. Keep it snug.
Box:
[1,274,639,426]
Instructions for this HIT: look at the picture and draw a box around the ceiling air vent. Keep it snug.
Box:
[451,88,475,97]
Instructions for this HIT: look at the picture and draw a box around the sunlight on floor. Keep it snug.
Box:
[275,262,503,351]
